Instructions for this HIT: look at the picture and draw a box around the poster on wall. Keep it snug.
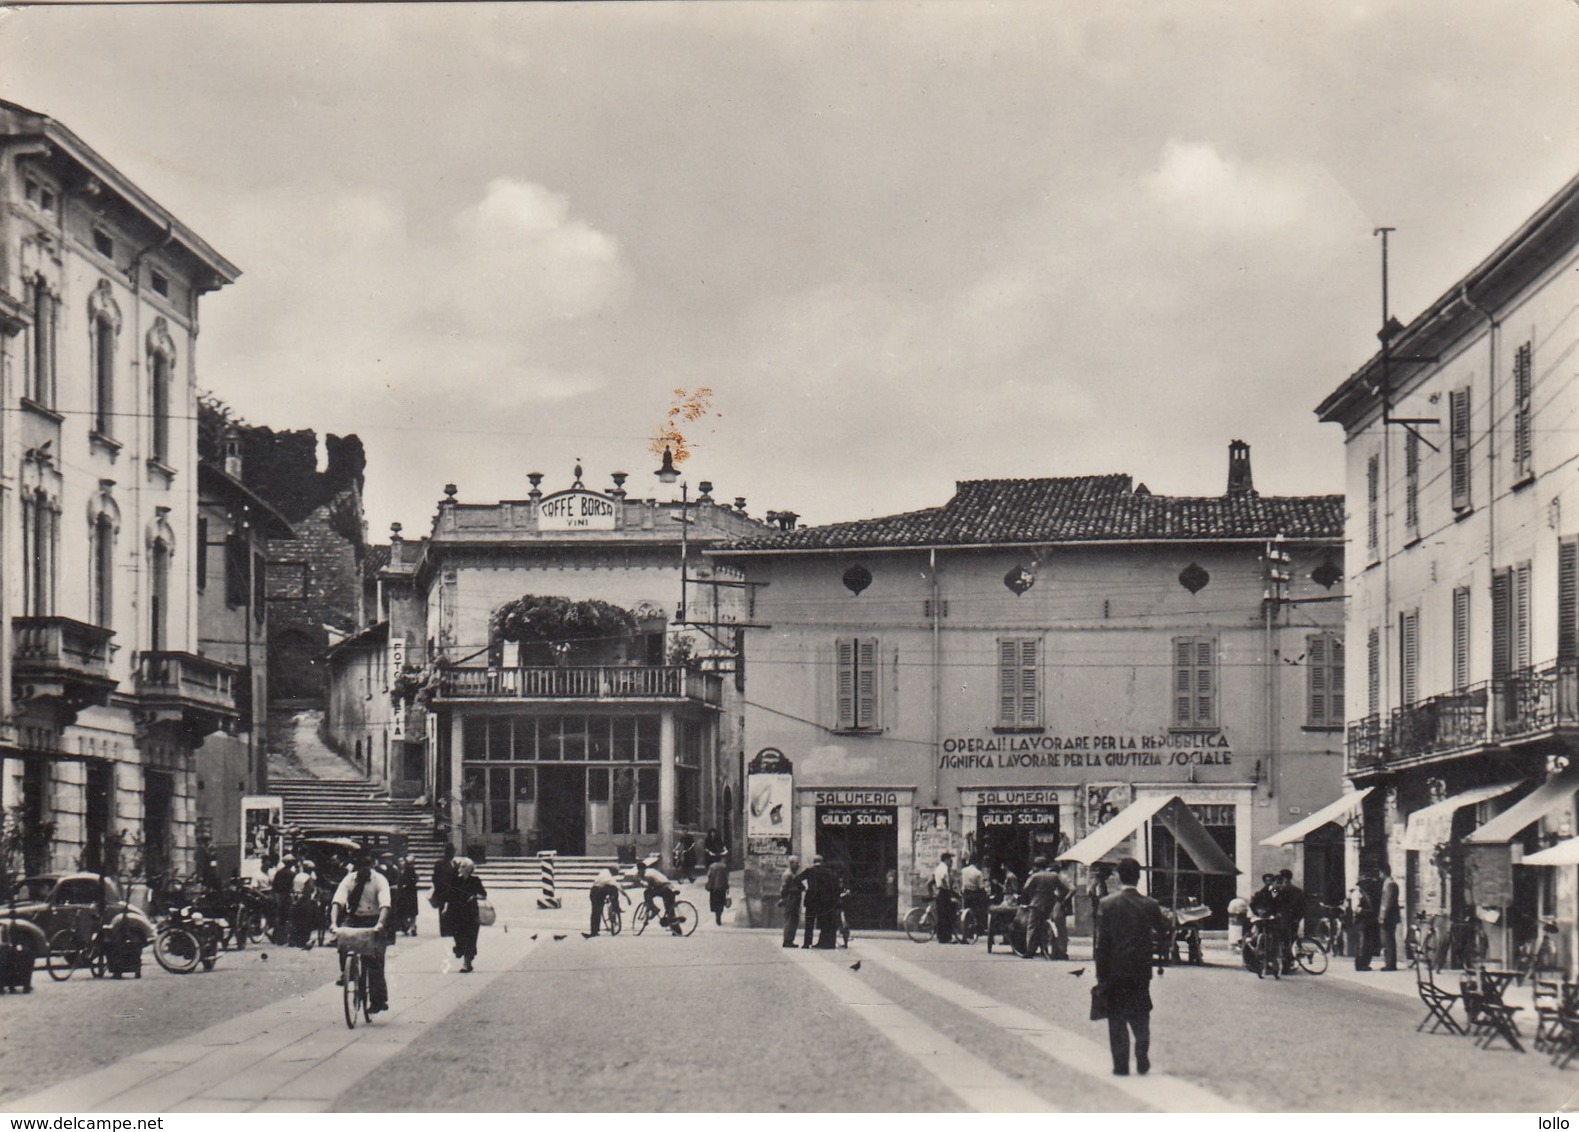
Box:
[1084,783,1133,834]
[747,748,793,855]
[240,795,284,883]
[913,807,953,889]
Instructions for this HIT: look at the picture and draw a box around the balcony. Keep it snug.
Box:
[435,665,722,706]
[11,616,117,718]
[1492,662,1579,745]
[1345,715,1385,776]
[134,651,241,738]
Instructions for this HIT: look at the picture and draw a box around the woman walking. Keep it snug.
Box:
[441,856,487,973]
[705,855,730,926]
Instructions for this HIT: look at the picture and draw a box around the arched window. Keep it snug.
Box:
[29,275,57,407]
[88,281,122,439]
[148,538,170,651]
[147,319,177,465]
[21,487,58,616]
[88,485,122,629]
[92,515,115,628]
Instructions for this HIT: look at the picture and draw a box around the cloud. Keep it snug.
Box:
[1145,140,1347,235]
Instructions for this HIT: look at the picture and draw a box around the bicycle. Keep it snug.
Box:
[1242,915,1281,980]
[1288,935,1329,975]
[153,906,223,974]
[1517,917,1563,982]
[601,889,630,936]
[47,926,107,981]
[902,901,980,944]
[335,925,388,1029]
[1308,902,1346,955]
[632,896,697,937]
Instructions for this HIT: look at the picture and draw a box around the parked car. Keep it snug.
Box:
[0,874,157,961]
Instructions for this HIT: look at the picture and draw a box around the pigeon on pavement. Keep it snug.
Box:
[849,960,862,971]
[553,933,567,941]
[530,934,538,941]
[1069,967,1086,976]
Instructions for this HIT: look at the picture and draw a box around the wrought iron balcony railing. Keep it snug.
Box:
[1492,661,1579,743]
[436,664,722,706]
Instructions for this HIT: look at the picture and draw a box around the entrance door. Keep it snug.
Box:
[537,765,586,855]
[816,806,897,930]
[1303,823,1347,910]
[144,771,174,882]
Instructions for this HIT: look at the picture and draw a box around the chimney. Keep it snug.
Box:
[223,427,242,480]
[389,522,403,568]
[1226,440,1256,498]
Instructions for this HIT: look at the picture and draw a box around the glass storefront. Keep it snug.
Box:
[816,804,898,930]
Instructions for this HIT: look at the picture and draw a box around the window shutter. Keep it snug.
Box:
[1400,610,1419,706]
[1514,342,1533,477]
[224,534,249,608]
[1331,635,1345,723]
[1515,562,1532,672]
[1559,541,1578,663]
[1367,626,1380,716]
[1366,454,1380,551]
[855,637,879,729]
[835,638,855,729]
[998,639,1019,726]
[1450,388,1472,511]
[1195,640,1215,726]
[1019,639,1040,727]
[1453,586,1472,690]
[1404,430,1420,532]
[1174,638,1193,726]
[1491,568,1511,678]
[1308,634,1327,725]
[196,517,208,590]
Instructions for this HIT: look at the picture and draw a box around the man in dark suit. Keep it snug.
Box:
[1094,856,1170,1076]
[1377,863,1401,971]
[798,855,840,949]
[778,857,802,949]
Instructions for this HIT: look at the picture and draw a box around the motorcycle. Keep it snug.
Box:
[153,905,226,974]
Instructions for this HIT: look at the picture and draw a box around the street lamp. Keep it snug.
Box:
[655,446,689,625]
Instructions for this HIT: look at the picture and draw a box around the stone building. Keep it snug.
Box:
[0,100,242,881]
[1317,171,1579,971]
[714,442,1346,932]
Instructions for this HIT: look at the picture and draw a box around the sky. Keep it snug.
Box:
[2,1,1576,539]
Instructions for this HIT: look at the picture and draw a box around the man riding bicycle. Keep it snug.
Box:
[332,852,392,1014]
[631,856,683,935]
[1249,872,1284,972]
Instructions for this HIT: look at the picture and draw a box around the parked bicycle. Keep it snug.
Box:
[153,905,224,974]
[632,897,697,937]
[903,901,981,944]
[1308,901,1346,955]
[1516,916,1563,982]
[602,890,630,936]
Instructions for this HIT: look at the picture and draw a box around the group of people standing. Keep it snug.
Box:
[932,851,1076,958]
[260,851,422,949]
[777,855,849,949]
[1346,863,1402,972]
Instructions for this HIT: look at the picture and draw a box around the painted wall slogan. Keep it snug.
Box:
[939,732,1232,771]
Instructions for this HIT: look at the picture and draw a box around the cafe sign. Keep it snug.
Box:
[537,489,618,531]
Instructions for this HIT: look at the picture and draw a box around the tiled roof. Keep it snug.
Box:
[718,475,1343,552]
[363,544,391,579]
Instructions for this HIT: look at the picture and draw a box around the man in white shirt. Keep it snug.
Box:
[332,853,393,1013]
[931,850,958,943]
[959,856,989,938]
[630,857,682,934]
[588,867,623,936]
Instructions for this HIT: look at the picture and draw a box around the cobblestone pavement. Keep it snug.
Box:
[4,892,1577,1113]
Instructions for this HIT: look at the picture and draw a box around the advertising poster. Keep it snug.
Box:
[913,806,953,892]
[241,795,284,883]
[747,748,793,855]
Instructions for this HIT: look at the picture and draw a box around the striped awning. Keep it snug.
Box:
[1261,788,1372,847]
[1466,768,1579,845]
[1401,782,1522,851]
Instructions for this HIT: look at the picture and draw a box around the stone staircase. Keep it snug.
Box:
[271,778,450,877]
[472,855,622,892]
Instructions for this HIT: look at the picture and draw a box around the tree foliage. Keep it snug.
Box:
[491,595,637,644]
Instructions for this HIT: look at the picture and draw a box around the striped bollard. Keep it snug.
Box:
[536,849,560,909]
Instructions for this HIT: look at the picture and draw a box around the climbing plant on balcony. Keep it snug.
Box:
[490,595,638,649]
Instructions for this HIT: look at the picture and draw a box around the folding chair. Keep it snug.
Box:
[1464,970,1524,1053]
[1533,979,1564,1053]
[1415,958,1464,1036]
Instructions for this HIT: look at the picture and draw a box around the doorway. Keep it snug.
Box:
[974,806,1060,880]
[537,765,586,855]
[1303,823,1347,910]
[815,806,898,930]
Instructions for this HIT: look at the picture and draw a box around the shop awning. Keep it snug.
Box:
[1260,788,1373,847]
[1401,781,1523,851]
[1058,794,1239,876]
[1519,837,1579,867]
[1466,768,1579,845]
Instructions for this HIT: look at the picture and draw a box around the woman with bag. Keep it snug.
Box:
[440,856,488,973]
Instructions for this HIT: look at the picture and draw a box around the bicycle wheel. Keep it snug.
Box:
[604,899,623,936]
[904,906,934,943]
[672,900,699,937]
[89,937,108,979]
[1293,937,1328,975]
[47,928,84,981]
[343,953,361,1029]
[248,910,271,945]
[956,909,981,946]
[153,927,202,974]
[1262,937,1279,980]
[1241,931,1261,973]
[632,902,651,937]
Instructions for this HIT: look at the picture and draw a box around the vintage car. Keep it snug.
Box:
[0,873,157,959]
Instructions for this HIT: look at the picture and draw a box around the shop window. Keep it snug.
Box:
[587,767,610,803]
[463,717,488,760]
[834,637,881,731]
[612,768,636,835]
[488,767,512,833]
[636,767,660,833]
[488,718,514,762]
[513,717,537,759]
[1306,632,1343,727]
[1171,637,1217,729]
[996,637,1042,729]
[636,716,659,760]
[561,716,588,761]
[587,718,612,759]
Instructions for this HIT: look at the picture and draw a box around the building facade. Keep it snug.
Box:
[1317,172,1579,971]
[716,443,1346,932]
[411,465,773,865]
[0,100,242,883]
